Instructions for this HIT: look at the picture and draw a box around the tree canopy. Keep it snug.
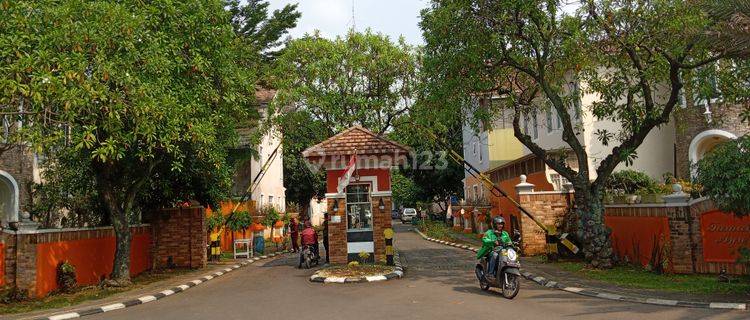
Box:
[696,135,750,216]
[419,0,744,267]
[270,29,419,135]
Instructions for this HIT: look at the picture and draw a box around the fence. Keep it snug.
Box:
[1,206,207,298]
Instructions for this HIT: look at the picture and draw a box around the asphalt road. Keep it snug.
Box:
[85,223,746,320]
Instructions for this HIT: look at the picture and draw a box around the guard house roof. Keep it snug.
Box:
[302,125,412,160]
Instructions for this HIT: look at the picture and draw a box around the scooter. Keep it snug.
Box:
[475,231,522,299]
[300,244,320,269]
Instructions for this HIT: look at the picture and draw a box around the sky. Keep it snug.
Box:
[266,0,431,45]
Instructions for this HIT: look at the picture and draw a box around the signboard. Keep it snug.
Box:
[700,210,750,262]
[331,215,342,223]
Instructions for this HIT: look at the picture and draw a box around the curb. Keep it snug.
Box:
[413,230,747,311]
[309,250,404,284]
[37,251,291,320]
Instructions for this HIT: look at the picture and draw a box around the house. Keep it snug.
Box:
[462,79,749,236]
[0,117,42,228]
[232,88,286,212]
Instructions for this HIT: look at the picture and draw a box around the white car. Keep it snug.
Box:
[401,208,417,223]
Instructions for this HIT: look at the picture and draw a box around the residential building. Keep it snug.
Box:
[0,110,43,228]
[232,88,286,212]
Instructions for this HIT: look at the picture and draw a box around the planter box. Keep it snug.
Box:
[640,194,666,204]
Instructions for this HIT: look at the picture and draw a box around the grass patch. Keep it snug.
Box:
[0,269,193,315]
[318,264,395,278]
[418,220,459,241]
[548,260,750,295]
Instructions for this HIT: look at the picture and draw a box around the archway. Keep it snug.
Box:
[689,129,737,178]
[0,170,20,227]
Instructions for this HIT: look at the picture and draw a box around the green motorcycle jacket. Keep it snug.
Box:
[476,229,512,259]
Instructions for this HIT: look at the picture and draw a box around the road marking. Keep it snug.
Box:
[324,277,346,283]
[101,303,125,312]
[138,295,157,303]
[366,275,387,282]
[48,313,80,320]
[646,298,678,306]
[563,287,584,293]
[597,293,623,300]
[160,289,175,296]
[709,302,746,310]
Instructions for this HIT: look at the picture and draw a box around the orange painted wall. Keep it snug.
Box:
[206,201,259,252]
[489,172,555,233]
[700,210,750,263]
[605,216,671,267]
[326,168,391,193]
[35,233,151,297]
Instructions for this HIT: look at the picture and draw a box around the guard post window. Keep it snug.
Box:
[346,184,372,230]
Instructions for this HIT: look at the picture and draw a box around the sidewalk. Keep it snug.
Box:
[5,257,267,320]
[418,226,750,307]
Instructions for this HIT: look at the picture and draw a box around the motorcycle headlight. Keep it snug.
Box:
[507,248,518,261]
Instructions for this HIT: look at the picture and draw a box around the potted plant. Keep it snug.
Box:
[605,170,658,204]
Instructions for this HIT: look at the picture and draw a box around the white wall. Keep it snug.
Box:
[252,126,286,212]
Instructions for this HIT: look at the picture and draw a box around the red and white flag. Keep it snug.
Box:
[337,154,357,194]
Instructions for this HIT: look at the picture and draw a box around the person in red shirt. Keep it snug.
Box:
[298,220,319,268]
[289,217,299,252]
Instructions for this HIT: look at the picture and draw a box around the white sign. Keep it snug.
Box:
[331,215,342,223]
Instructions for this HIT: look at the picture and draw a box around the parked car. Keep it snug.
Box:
[391,209,400,220]
[401,208,417,223]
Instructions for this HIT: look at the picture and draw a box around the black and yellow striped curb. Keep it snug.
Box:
[413,229,747,311]
[37,251,291,320]
[309,250,404,284]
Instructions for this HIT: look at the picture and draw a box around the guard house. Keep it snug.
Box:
[303,126,410,264]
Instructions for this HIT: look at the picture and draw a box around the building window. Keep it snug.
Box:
[473,185,478,201]
[269,195,274,206]
[472,142,477,156]
[550,173,570,191]
[523,114,530,135]
[546,109,553,133]
[260,194,264,206]
[479,145,483,163]
[346,184,372,231]
[532,112,538,139]
[556,110,562,129]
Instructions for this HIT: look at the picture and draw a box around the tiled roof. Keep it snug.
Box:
[302,125,411,158]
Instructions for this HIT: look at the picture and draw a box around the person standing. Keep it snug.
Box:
[323,212,330,263]
[289,217,299,252]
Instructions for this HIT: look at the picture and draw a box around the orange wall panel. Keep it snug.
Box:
[605,216,670,267]
[700,210,750,263]
[35,233,151,297]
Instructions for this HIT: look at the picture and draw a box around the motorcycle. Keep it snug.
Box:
[475,231,522,299]
[300,244,320,269]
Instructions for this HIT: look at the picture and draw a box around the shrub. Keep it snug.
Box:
[57,261,77,293]
[226,211,252,232]
[696,135,750,216]
[358,251,371,264]
[207,212,225,233]
[260,205,281,227]
[605,170,657,195]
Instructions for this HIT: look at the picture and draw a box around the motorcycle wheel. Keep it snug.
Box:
[304,254,311,269]
[501,273,520,299]
[475,267,490,291]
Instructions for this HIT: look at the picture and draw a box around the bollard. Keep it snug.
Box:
[384,228,394,266]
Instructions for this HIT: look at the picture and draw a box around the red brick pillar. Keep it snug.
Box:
[152,207,207,269]
[327,198,348,264]
[371,196,392,263]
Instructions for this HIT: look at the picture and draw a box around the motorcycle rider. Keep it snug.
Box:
[298,220,319,268]
[476,216,512,278]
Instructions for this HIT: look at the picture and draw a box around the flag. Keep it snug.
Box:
[337,154,357,194]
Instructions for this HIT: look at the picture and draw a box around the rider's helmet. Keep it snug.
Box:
[492,216,505,230]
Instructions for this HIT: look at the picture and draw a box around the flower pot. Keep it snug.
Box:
[273,220,284,228]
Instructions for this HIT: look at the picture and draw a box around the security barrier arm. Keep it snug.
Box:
[424,130,579,254]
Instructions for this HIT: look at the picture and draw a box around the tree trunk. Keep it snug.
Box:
[574,186,613,268]
[94,163,133,286]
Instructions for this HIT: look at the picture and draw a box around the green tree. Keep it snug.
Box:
[391,170,424,208]
[696,135,750,216]
[270,29,419,135]
[420,0,743,267]
[10,0,256,285]
[278,110,327,217]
